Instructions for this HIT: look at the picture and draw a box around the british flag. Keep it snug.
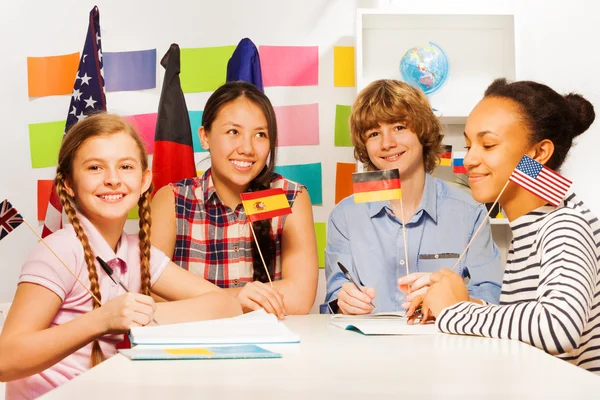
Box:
[0,200,24,241]
[42,6,106,238]
[509,155,572,207]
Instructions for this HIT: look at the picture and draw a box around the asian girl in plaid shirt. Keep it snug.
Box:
[151,82,319,319]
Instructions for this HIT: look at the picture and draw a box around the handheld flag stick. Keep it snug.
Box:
[398,198,410,278]
[240,188,292,288]
[451,179,510,272]
[248,223,273,287]
[21,218,102,306]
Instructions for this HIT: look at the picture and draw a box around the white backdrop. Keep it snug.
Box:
[0,0,599,303]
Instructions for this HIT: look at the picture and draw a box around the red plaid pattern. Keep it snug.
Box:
[172,169,303,288]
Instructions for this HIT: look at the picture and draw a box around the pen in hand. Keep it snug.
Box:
[337,262,376,310]
[96,256,160,326]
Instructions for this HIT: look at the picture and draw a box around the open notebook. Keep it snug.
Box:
[129,309,299,346]
[330,311,406,320]
[329,315,440,335]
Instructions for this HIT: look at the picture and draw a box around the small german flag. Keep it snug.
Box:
[439,144,452,167]
[240,188,292,222]
[352,169,402,203]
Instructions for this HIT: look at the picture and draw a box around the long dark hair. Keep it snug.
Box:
[484,78,595,170]
[202,81,278,283]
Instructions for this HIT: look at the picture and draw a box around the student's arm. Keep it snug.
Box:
[427,213,596,355]
[150,185,177,259]
[152,262,242,324]
[322,202,375,315]
[273,188,319,314]
[223,189,319,315]
[462,204,503,304]
[0,284,154,381]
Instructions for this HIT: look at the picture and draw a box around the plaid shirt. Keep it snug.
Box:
[172,169,303,288]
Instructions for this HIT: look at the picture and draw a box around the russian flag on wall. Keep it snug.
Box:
[453,151,467,174]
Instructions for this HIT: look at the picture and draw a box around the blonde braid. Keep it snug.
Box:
[138,184,153,296]
[55,172,105,367]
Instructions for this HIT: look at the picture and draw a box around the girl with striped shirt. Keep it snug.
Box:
[405,78,600,373]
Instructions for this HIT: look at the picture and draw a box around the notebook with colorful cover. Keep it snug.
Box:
[129,309,300,346]
[119,344,281,361]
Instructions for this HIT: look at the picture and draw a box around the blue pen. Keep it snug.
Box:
[97,256,159,325]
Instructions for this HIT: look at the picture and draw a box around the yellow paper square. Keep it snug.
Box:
[334,46,355,87]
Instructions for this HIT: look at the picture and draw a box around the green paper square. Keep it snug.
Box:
[29,120,65,168]
[314,222,326,268]
[180,46,236,93]
[334,104,353,147]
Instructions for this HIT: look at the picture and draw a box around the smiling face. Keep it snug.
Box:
[463,97,533,204]
[65,131,151,227]
[364,122,425,177]
[200,97,271,193]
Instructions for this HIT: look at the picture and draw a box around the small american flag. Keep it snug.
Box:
[509,155,572,206]
[0,200,24,241]
[42,6,106,238]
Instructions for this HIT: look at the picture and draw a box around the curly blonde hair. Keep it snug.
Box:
[54,113,153,367]
[349,79,443,173]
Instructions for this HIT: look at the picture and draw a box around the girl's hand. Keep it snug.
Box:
[97,293,157,334]
[337,282,376,315]
[397,272,432,300]
[236,281,286,320]
[422,269,470,317]
[403,295,434,325]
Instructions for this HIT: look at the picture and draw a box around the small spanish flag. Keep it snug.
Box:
[439,144,452,167]
[352,169,402,203]
[240,188,292,222]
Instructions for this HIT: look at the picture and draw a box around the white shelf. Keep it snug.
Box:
[490,218,509,225]
[356,10,516,122]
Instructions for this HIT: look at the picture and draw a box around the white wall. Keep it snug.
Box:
[1,0,599,303]
[0,0,359,302]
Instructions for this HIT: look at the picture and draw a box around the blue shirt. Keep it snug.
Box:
[321,174,503,313]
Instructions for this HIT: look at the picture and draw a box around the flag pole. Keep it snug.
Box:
[21,218,102,306]
[451,179,511,272]
[398,198,410,279]
[248,222,274,287]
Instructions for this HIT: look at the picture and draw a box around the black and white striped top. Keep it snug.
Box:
[436,193,600,373]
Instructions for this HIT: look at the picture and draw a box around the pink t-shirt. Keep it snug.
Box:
[6,215,169,400]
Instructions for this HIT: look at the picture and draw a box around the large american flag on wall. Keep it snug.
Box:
[42,6,106,238]
[509,155,572,207]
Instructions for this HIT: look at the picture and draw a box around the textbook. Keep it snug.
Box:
[329,317,440,335]
[129,309,300,346]
[119,344,281,361]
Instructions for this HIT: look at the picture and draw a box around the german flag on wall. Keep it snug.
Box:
[240,188,292,222]
[352,169,402,203]
[439,144,452,167]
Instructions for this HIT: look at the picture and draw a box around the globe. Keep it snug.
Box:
[399,42,449,95]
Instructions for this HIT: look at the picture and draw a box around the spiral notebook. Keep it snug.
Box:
[119,344,281,361]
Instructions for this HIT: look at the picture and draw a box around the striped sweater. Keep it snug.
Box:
[436,193,600,373]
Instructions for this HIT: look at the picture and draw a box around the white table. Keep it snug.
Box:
[42,315,600,399]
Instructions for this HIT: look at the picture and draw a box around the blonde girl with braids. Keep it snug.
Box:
[0,114,241,399]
